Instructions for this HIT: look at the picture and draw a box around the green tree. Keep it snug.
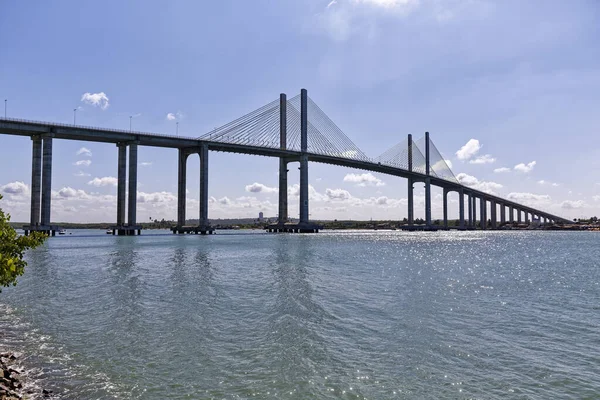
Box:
[0,194,46,291]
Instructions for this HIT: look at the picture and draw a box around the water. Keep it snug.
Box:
[1,230,599,399]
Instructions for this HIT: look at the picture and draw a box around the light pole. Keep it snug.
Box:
[4,99,6,118]
[176,121,179,136]
[129,116,132,132]
[73,108,77,124]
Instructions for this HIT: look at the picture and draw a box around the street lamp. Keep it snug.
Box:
[129,116,132,132]
[176,121,179,136]
[4,99,6,118]
[73,108,77,124]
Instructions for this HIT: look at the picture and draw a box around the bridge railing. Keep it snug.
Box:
[0,117,197,141]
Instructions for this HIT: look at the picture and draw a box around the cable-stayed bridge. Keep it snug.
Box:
[0,89,569,235]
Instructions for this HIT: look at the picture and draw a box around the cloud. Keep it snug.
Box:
[469,154,496,164]
[137,191,177,204]
[0,181,29,195]
[343,172,385,187]
[445,160,453,169]
[81,92,109,110]
[494,167,511,173]
[593,195,600,202]
[455,139,481,161]
[560,200,586,210]
[245,182,278,194]
[166,111,184,121]
[326,188,352,201]
[73,160,92,167]
[507,192,551,204]
[140,162,153,167]
[87,177,118,187]
[538,180,559,187]
[74,171,91,177]
[76,147,92,157]
[514,161,536,173]
[54,187,90,200]
[456,173,502,194]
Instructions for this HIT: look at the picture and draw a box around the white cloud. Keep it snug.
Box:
[507,192,551,204]
[245,182,278,194]
[54,187,90,200]
[74,171,91,177]
[167,113,176,121]
[76,147,92,157]
[494,167,511,173]
[357,0,417,7]
[137,191,177,204]
[560,200,586,210]
[456,172,502,194]
[455,139,481,161]
[538,180,559,187]
[81,92,109,110]
[343,172,385,187]
[445,160,453,169]
[593,195,600,202]
[0,181,29,195]
[73,160,92,167]
[325,188,353,201]
[87,177,118,187]
[140,162,153,167]
[514,161,536,173]
[469,154,496,164]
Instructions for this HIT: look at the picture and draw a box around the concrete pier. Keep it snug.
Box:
[116,143,127,227]
[490,200,497,229]
[500,204,506,224]
[467,193,473,228]
[177,149,188,228]
[407,134,414,225]
[459,188,465,229]
[517,209,522,223]
[199,143,210,231]
[30,136,42,227]
[480,197,486,230]
[278,93,288,225]
[509,206,514,223]
[424,132,432,227]
[443,188,449,229]
[41,135,52,226]
[299,89,309,224]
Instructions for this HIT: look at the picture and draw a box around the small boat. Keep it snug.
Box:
[106,229,112,234]
[58,229,67,235]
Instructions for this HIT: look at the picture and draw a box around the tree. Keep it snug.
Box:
[0,194,46,291]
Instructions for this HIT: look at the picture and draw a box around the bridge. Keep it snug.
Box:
[0,89,569,235]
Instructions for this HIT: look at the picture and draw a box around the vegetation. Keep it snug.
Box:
[0,195,46,291]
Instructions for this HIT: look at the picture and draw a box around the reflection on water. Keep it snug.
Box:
[0,230,599,399]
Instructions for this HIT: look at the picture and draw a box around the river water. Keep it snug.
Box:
[0,230,598,399]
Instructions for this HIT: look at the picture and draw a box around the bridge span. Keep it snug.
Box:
[0,89,569,235]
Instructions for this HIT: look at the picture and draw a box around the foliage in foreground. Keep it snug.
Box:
[0,194,46,291]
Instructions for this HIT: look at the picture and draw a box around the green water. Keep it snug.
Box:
[1,230,599,399]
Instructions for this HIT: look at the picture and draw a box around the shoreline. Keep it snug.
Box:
[1,351,53,399]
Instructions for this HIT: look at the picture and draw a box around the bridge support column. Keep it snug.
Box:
[278,93,288,225]
[30,136,42,227]
[116,143,127,228]
[490,200,497,229]
[500,204,506,224]
[459,188,465,229]
[443,188,448,229]
[467,193,473,228]
[525,211,530,224]
[517,209,522,223]
[199,143,209,230]
[299,89,309,224]
[127,142,138,234]
[472,196,477,229]
[407,178,414,225]
[177,149,188,228]
[480,197,486,230]
[40,135,53,227]
[424,132,431,227]
[509,206,514,223]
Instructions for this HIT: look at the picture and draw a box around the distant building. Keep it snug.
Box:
[258,212,264,222]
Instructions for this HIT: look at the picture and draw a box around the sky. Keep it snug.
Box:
[1,0,599,223]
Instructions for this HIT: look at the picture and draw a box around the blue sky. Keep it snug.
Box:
[1,0,599,223]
